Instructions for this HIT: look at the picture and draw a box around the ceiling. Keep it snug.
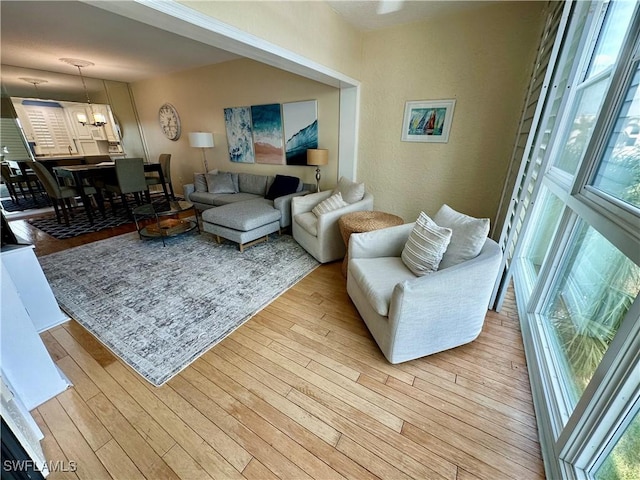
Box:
[1,0,491,96]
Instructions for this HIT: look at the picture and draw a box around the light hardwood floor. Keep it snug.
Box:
[10,217,545,480]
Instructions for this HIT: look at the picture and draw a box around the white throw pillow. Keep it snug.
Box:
[333,176,365,204]
[312,192,349,216]
[401,212,452,276]
[433,204,490,269]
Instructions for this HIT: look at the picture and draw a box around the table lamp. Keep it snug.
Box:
[189,132,214,172]
[307,149,328,192]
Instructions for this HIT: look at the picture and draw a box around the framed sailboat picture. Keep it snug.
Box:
[401,99,456,143]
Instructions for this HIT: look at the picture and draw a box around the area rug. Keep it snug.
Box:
[28,196,175,239]
[39,231,318,386]
[1,192,50,212]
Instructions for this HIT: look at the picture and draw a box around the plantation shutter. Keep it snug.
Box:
[491,0,570,309]
[23,105,74,155]
[0,118,31,161]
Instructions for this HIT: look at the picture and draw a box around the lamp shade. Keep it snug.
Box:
[189,132,214,148]
[307,149,328,166]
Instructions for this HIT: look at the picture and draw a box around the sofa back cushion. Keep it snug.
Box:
[206,172,237,194]
[433,204,489,269]
[239,173,269,195]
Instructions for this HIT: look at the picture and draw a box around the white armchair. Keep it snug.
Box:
[292,190,374,263]
[346,223,502,363]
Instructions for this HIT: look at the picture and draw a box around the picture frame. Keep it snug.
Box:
[401,99,456,143]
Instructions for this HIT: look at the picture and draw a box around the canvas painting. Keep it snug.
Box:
[251,104,285,165]
[283,100,318,165]
[224,107,255,163]
[401,99,456,143]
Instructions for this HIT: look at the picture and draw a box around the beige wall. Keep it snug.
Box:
[181,0,363,80]
[130,59,340,192]
[358,2,545,225]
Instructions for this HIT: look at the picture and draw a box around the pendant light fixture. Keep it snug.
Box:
[59,58,107,127]
[19,77,48,97]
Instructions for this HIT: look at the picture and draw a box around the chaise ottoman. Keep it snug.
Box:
[201,199,282,252]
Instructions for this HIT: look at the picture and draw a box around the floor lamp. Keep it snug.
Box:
[307,149,328,192]
[189,132,214,172]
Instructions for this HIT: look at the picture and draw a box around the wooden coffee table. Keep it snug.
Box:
[339,210,404,276]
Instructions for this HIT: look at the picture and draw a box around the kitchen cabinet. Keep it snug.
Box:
[13,100,77,156]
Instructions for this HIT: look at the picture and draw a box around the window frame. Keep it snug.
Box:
[504,1,640,479]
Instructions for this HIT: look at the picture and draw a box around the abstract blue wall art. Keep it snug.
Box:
[250,104,285,165]
[283,100,318,165]
[224,107,255,163]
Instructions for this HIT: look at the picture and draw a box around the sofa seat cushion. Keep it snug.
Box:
[213,192,262,206]
[349,257,416,316]
[295,212,318,237]
[189,191,219,206]
[202,199,281,232]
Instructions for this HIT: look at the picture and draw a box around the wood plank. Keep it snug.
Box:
[282,381,456,480]
[169,372,313,480]
[131,363,253,473]
[37,398,112,480]
[241,458,280,480]
[31,409,80,480]
[162,444,216,480]
[230,328,405,433]
[185,361,345,480]
[40,330,68,362]
[86,393,180,480]
[56,389,112,451]
[62,321,117,368]
[50,326,177,457]
[95,439,145,480]
[105,361,244,480]
[203,348,341,446]
[55,355,100,401]
[199,351,383,480]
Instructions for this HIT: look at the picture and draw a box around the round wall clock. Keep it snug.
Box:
[158,103,181,141]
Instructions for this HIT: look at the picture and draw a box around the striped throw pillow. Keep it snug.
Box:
[312,192,349,216]
[401,211,452,276]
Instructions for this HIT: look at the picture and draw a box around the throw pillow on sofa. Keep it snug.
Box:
[194,169,219,192]
[206,172,237,194]
[333,176,365,203]
[265,174,300,200]
[401,211,452,276]
[312,192,348,216]
[433,204,489,269]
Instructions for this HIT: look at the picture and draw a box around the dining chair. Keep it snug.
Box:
[1,162,40,204]
[28,161,98,226]
[104,157,149,215]
[145,153,174,199]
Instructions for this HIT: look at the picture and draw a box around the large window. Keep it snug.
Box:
[502,1,640,478]
[542,221,640,412]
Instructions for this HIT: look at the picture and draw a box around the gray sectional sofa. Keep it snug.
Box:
[183,171,314,251]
